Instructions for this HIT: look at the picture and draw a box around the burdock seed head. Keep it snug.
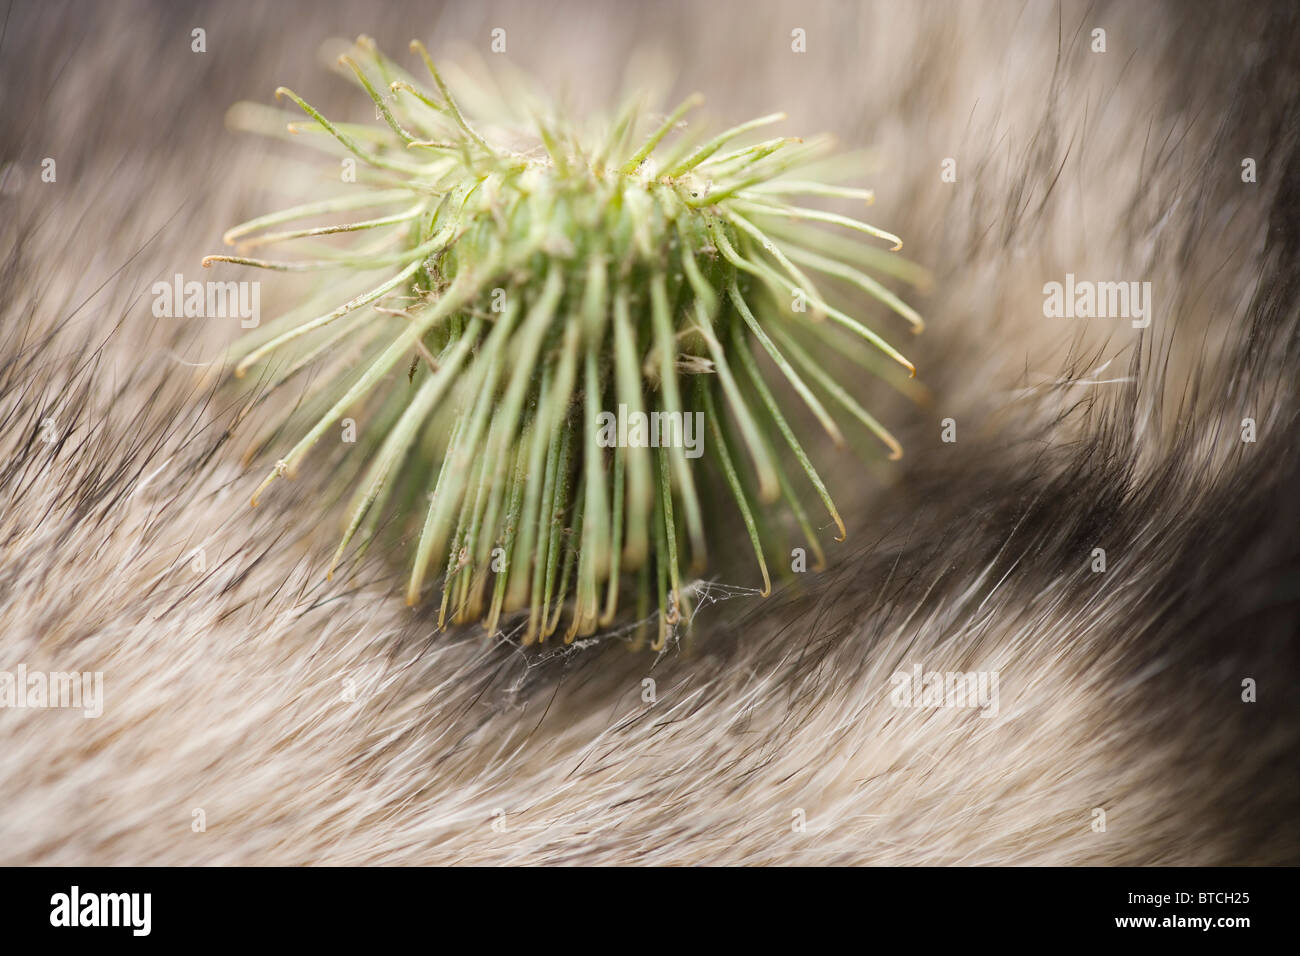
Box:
[206,36,924,648]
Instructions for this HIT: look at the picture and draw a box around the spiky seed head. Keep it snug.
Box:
[206,36,925,648]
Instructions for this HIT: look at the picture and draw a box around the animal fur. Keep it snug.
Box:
[0,0,1297,864]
